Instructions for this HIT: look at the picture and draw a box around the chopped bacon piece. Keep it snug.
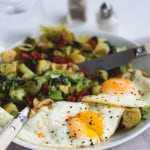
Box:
[56,33,66,48]
[87,39,97,49]
[68,90,90,102]
[52,56,73,64]
[67,96,76,102]
[79,68,90,78]
[76,90,90,101]
[30,50,42,60]
[42,84,49,91]
[20,50,42,60]
[20,51,31,59]
[24,96,33,107]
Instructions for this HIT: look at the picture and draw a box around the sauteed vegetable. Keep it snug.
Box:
[0,24,127,116]
[1,25,150,148]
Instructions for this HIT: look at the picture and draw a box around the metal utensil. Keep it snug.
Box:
[0,107,30,150]
[78,43,150,74]
[100,2,113,19]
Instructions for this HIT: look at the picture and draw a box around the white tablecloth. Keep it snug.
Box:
[1,0,150,149]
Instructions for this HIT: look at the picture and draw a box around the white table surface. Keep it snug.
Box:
[0,0,149,149]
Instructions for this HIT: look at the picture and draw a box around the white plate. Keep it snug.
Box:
[7,30,150,150]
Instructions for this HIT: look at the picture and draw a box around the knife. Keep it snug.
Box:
[78,43,150,74]
[0,107,29,150]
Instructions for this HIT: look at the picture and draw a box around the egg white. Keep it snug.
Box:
[16,101,124,148]
[82,94,149,107]
[122,68,150,105]
[82,69,150,108]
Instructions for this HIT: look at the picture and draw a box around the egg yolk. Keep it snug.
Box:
[100,78,139,96]
[68,111,103,141]
[37,133,45,138]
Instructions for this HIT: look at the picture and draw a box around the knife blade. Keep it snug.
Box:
[78,43,150,74]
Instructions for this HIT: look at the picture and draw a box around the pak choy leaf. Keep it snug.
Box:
[76,78,91,92]
[49,87,63,101]
[141,106,150,121]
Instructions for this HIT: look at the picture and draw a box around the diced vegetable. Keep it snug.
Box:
[92,85,101,95]
[59,85,69,94]
[141,106,150,121]
[40,24,74,44]
[3,103,18,116]
[93,42,110,57]
[95,70,108,82]
[18,63,34,79]
[24,37,36,49]
[9,88,27,101]
[49,87,63,101]
[37,60,50,73]
[122,108,141,129]
[70,50,86,63]
[76,78,91,92]
[0,61,18,76]
[24,77,47,95]
[1,50,17,63]
[120,65,128,74]
[0,25,137,120]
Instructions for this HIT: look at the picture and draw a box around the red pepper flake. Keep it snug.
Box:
[30,50,42,60]
[24,96,33,107]
[87,39,97,49]
[52,56,73,64]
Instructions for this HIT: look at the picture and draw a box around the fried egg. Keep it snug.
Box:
[16,101,124,148]
[82,76,150,107]
[122,69,150,105]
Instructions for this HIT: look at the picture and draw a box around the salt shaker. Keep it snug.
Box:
[97,2,119,33]
[67,0,86,24]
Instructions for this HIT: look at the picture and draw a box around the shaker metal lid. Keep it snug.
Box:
[100,2,113,18]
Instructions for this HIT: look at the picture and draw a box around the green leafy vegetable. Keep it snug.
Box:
[76,78,91,92]
[18,63,34,79]
[49,87,63,101]
[141,106,150,121]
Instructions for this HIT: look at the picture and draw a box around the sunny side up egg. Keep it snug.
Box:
[82,70,150,107]
[17,101,124,148]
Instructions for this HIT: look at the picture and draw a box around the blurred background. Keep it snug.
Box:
[0,0,150,49]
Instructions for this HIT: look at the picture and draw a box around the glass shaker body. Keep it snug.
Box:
[67,0,86,24]
[97,3,119,34]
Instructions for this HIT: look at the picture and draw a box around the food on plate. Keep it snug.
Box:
[82,77,150,107]
[16,101,124,148]
[0,24,150,148]
[122,108,141,129]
